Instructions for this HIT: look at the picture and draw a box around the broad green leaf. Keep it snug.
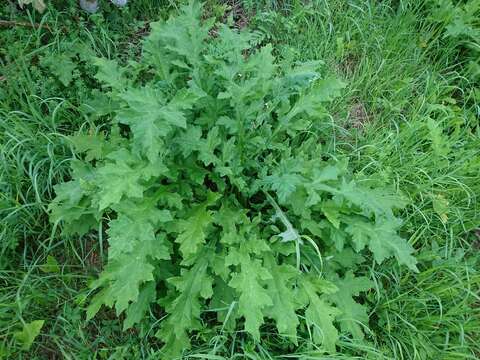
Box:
[117,87,196,162]
[328,271,373,341]
[214,202,249,245]
[302,277,341,353]
[228,252,272,340]
[338,180,407,219]
[145,1,213,70]
[107,200,172,262]
[39,255,60,273]
[48,178,97,236]
[93,149,147,210]
[427,118,450,157]
[107,214,169,261]
[264,173,304,203]
[14,320,44,350]
[175,203,214,260]
[93,57,127,90]
[70,132,106,161]
[156,255,213,357]
[41,53,76,86]
[123,282,156,330]
[177,126,202,158]
[263,159,305,202]
[198,126,221,166]
[87,201,170,318]
[285,77,345,121]
[107,215,156,259]
[88,252,155,316]
[345,217,418,271]
[263,256,300,343]
[210,277,238,329]
[445,18,477,38]
[321,201,341,229]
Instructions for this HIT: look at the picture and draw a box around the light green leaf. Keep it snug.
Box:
[338,180,407,219]
[263,159,305,202]
[41,53,76,86]
[285,77,345,121]
[14,320,44,350]
[264,256,300,343]
[198,126,221,166]
[123,282,157,330]
[87,200,170,319]
[88,253,155,316]
[40,255,60,273]
[70,132,106,161]
[177,126,202,158]
[175,198,217,260]
[328,271,373,341]
[345,217,418,271]
[48,177,97,236]
[146,1,213,68]
[302,277,341,353]
[228,252,272,340]
[210,277,238,329]
[427,118,450,157]
[156,255,213,357]
[94,149,147,210]
[93,57,127,90]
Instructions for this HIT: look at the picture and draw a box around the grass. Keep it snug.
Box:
[1,0,479,358]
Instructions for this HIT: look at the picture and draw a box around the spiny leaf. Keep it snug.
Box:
[156,255,213,357]
[145,1,213,69]
[70,132,107,161]
[263,255,300,343]
[302,277,341,352]
[338,180,407,219]
[345,217,418,271]
[48,176,97,236]
[123,282,157,330]
[107,213,170,261]
[88,252,155,317]
[93,57,127,90]
[210,277,238,329]
[39,255,60,273]
[198,126,221,166]
[175,198,216,261]
[41,53,76,86]
[328,271,373,341]
[263,158,305,202]
[93,149,147,210]
[228,251,273,340]
[117,87,197,162]
[285,77,345,121]
[87,200,170,318]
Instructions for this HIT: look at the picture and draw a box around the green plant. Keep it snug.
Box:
[425,0,480,81]
[49,2,418,357]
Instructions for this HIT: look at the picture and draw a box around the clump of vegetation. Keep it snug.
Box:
[50,3,418,355]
